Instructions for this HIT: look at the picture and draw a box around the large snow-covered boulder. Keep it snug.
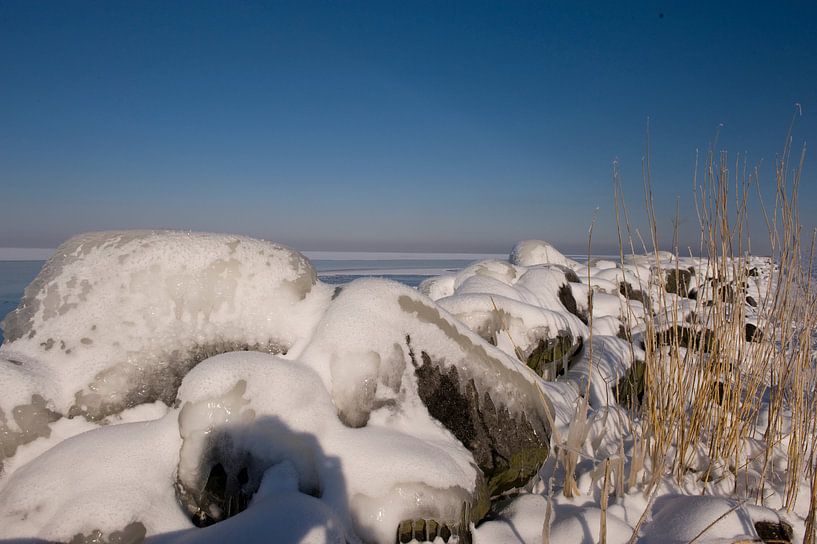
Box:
[509,240,579,269]
[299,279,553,504]
[0,231,332,466]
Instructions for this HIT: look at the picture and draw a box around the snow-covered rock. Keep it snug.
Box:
[509,240,579,269]
[0,231,332,465]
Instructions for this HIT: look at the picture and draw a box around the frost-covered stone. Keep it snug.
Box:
[299,279,554,506]
[175,352,482,544]
[0,231,332,423]
[435,292,585,379]
[509,240,579,269]
[0,414,186,540]
[451,259,523,290]
[418,273,456,301]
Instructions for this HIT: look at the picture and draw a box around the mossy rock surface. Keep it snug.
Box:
[410,348,549,506]
[614,359,646,408]
[525,332,582,379]
[485,447,549,496]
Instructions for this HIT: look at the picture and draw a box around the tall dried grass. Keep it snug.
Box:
[614,118,817,540]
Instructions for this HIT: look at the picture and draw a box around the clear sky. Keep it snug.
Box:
[1,1,815,254]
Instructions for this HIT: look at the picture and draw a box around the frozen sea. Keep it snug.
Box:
[0,261,43,345]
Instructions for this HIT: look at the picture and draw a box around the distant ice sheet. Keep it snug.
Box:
[318,267,462,277]
[303,251,505,260]
[0,248,55,261]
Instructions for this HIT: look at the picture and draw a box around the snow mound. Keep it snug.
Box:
[509,240,579,269]
[0,414,186,540]
[641,495,764,544]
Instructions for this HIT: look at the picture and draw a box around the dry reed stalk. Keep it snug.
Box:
[610,113,816,531]
[600,459,611,544]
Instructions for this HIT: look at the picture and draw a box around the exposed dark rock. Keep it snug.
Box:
[685,311,698,324]
[525,333,583,379]
[688,288,698,300]
[718,283,736,303]
[653,325,716,353]
[176,426,264,529]
[563,268,580,283]
[748,267,759,277]
[615,361,726,409]
[397,515,466,543]
[614,360,646,408]
[181,459,254,528]
[68,522,146,544]
[745,323,762,343]
[557,284,587,324]
[665,268,693,296]
[683,276,740,304]
[754,519,793,543]
[702,279,736,303]
[397,520,412,543]
[619,281,651,309]
[410,347,548,503]
[425,520,439,541]
[746,295,758,307]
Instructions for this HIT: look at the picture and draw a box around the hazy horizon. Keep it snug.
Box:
[2,2,816,253]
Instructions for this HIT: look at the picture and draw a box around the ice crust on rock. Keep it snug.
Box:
[0,414,187,540]
[0,230,332,423]
[437,292,586,352]
[418,274,456,300]
[175,352,482,544]
[298,278,555,505]
[509,240,579,269]
[298,278,554,436]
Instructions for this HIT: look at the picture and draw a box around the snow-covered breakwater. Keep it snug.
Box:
[0,231,808,543]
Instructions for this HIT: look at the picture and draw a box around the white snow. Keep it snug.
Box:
[510,240,580,269]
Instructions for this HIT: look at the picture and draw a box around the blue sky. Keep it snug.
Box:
[1,1,815,254]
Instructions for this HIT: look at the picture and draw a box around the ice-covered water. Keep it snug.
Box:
[313,258,476,288]
[0,261,44,345]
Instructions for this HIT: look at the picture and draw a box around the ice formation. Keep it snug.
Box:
[0,231,807,544]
